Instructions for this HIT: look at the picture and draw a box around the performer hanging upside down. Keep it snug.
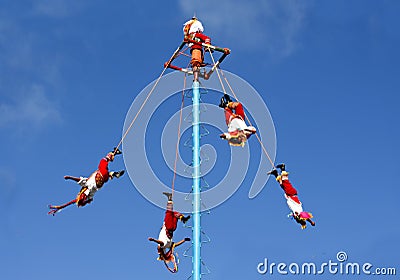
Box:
[48,148,125,215]
[148,192,190,262]
[183,17,211,81]
[219,94,256,147]
[268,163,315,229]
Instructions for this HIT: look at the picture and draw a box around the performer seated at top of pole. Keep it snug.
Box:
[183,16,211,81]
[268,163,316,229]
[218,94,257,147]
[148,192,191,261]
[48,148,125,215]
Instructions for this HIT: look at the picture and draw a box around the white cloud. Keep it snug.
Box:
[179,0,310,58]
[31,0,87,18]
[0,85,61,128]
[0,9,63,131]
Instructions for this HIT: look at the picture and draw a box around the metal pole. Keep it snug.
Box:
[192,80,201,280]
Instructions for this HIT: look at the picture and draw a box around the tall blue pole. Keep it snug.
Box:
[192,80,201,280]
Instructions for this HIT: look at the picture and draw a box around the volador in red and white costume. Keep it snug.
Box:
[48,149,124,215]
[183,17,211,79]
[148,192,190,260]
[76,152,118,205]
[268,164,315,229]
[219,94,256,147]
[158,198,189,250]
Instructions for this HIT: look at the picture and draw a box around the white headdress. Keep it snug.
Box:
[183,19,204,34]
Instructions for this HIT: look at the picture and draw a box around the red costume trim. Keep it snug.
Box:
[224,103,245,125]
[98,158,110,182]
[280,179,298,197]
[190,33,211,50]
[164,209,182,238]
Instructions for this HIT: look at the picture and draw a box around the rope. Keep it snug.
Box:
[176,45,191,59]
[207,54,275,168]
[207,47,228,95]
[114,52,176,152]
[171,74,187,197]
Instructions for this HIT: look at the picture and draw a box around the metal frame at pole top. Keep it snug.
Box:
[192,80,201,280]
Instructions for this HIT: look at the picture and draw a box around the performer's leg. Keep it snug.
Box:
[193,66,199,81]
[224,108,233,126]
[109,170,125,179]
[228,102,245,119]
[307,218,316,226]
[179,214,190,223]
[161,192,177,236]
[276,163,286,171]
[64,175,80,182]
[164,210,176,236]
[267,169,279,177]
[235,103,245,119]
[163,192,173,203]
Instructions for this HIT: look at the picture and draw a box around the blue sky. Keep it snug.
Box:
[1,1,399,279]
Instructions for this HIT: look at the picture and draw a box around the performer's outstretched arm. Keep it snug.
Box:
[148,237,165,247]
[173,237,191,248]
[48,199,77,215]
